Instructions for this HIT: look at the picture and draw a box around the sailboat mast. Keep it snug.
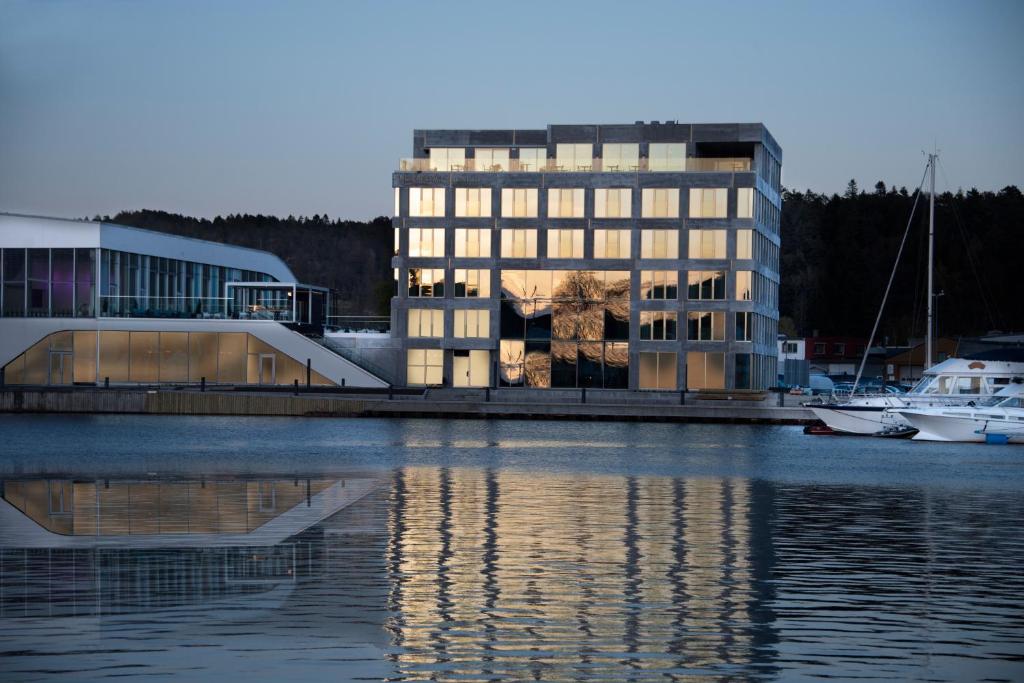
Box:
[926,153,937,369]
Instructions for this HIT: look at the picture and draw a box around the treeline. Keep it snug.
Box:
[780,182,1022,341]
[108,183,1023,340]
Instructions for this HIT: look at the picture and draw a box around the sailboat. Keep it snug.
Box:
[808,154,1024,436]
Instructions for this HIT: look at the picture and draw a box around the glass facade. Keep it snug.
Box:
[1,248,95,318]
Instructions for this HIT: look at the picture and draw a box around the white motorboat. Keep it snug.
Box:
[893,384,1024,443]
[809,356,1024,435]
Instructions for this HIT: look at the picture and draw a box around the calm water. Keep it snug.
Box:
[0,415,1022,682]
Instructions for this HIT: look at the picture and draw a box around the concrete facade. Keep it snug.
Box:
[392,122,782,391]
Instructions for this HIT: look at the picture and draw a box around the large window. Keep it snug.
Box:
[546,229,584,259]
[474,148,509,172]
[500,229,538,258]
[454,188,491,217]
[688,188,728,218]
[408,268,444,297]
[428,147,465,171]
[408,228,445,257]
[517,148,546,172]
[687,229,727,259]
[687,311,725,341]
[641,188,680,218]
[601,143,639,172]
[547,188,585,218]
[407,308,444,338]
[648,143,686,172]
[594,188,632,218]
[639,351,677,390]
[454,269,490,297]
[640,270,678,299]
[407,349,443,386]
[594,230,631,259]
[686,351,725,390]
[687,271,725,300]
[453,309,490,338]
[736,271,752,300]
[736,229,753,259]
[640,230,679,259]
[409,188,446,217]
[501,188,538,217]
[738,188,754,218]
[2,249,26,316]
[639,311,677,340]
[736,312,752,341]
[454,228,491,258]
[555,143,593,171]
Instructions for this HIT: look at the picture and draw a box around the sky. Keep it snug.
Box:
[1,0,1021,221]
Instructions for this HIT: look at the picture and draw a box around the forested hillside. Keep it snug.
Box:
[106,183,1022,339]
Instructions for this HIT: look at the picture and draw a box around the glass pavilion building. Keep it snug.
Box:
[391,121,782,391]
[0,214,387,388]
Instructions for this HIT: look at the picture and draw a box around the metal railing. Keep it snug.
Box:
[99,295,294,321]
[398,157,753,173]
[325,315,390,333]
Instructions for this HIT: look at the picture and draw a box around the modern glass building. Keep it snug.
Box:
[391,122,781,390]
[0,214,388,388]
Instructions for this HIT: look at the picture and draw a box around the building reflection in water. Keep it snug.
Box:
[385,468,778,679]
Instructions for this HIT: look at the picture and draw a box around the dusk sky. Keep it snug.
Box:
[1,0,1021,221]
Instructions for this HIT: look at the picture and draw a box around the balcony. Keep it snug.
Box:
[397,157,752,173]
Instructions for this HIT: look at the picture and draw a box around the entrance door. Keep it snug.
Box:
[455,350,490,387]
[258,354,276,385]
[48,351,73,385]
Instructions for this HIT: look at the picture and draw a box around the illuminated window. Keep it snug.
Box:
[408,228,445,257]
[738,188,754,218]
[454,269,490,297]
[686,351,725,390]
[639,311,677,341]
[407,308,444,338]
[407,349,443,385]
[547,188,585,218]
[686,311,725,341]
[428,147,465,171]
[594,230,631,259]
[454,188,492,217]
[648,143,686,172]
[393,188,400,216]
[736,271,752,300]
[688,188,728,218]
[546,229,584,259]
[555,143,593,171]
[408,268,444,297]
[601,143,639,172]
[640,270,678,299]
[517,148,546,172]
[474,148,510,172]
[687,229,727,258]
[453,309,490,338]
[737,229,753,259]
[687,271,725,300]
[639,351,677,390]
[640,230,679,259]
[454,229,491,258]
[641,188,680,218]
[500,229,538,258]
[409,188,445,217]
[594,188,632,218]
[501,188,538,217]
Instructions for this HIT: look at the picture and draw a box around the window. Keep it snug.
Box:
[601,143,639,172]
[517,148,546,172]
[546,229,584,259]
[687,271,725,300]
[641,188,680,217]
[736,271,752,300]
[453,309,490,338]
[501,188,538,217]
[640,311,677,340]
[688,188,728,218]
[547,188,585,218]
[814,343,826,355]
[500,229,538,258]
[686,351,725,390]
[455,188,491,217]
[455,229,491,257]
[408,268,444,297]
[393,227,400,255]
[555,143,593,171]
[454,269,490,297]
[407,308,444,338]
[409,188,445,217]
[687,229,727,258]
[736,229,753,259]
[783,342,798,354]
[738,188,754,218]
[835,343,846,355]
[648,143,686,172]
[640,230,679,259]
[594,188,631,218]
[736,312,751,341]
[407,349,443,385]
[429,147,465,171]
[640,271,678,299]
[594,230,631,259]
[474,148,509,172]
[639,351,677,390]
[394,188,400,216]
[687,311,725,341]
[734,353,751,389]
[408,228,445,257]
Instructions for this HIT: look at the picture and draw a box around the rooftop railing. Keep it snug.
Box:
[397,157,752,173]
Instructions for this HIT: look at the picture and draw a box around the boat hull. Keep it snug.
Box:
[808,404,911,435]
[899,411,1024,443]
